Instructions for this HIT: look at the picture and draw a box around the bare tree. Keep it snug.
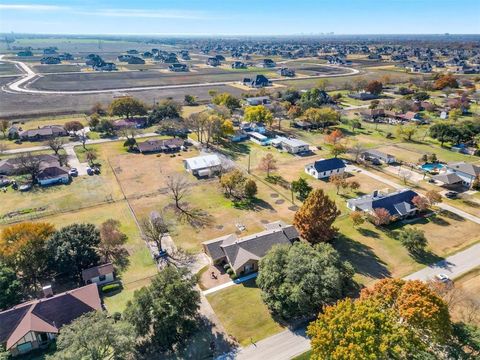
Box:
[47,137,65,155]
[140,212,170,254]
[349,142,366,163]
[79,129,88,150]
[18,153,42,184]
[166,175,191,211]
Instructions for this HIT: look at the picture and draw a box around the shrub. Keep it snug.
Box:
[226,268,234,276]
[223,263,231,270]
[101,283,121,294]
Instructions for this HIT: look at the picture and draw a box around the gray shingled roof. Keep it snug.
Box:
[202,222,299,272]
[447,162,480,178]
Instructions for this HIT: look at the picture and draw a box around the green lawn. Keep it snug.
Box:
[206,279,284,346]
[293,350,312,360]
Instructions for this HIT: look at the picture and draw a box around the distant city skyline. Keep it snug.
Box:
[0,0,479,35]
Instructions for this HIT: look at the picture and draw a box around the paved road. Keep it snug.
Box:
[404,243,480,282]
[3,132,158,155]
[0,55,359,95]
[233,328,310,360]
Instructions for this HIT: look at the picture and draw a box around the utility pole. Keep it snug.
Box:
[247,153,251,174]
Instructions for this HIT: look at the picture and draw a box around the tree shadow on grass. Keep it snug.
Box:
[357,228,381,239]
[332,234,391,280]
[410,250,445,266]
[429,215,450,226]
[439,209,466,222]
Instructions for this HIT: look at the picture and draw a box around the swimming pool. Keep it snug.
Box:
[421,163,444,172]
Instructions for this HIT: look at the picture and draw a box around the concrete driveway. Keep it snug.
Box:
[64,145,89,176]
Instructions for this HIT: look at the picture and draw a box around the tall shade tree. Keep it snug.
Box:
[365,80,383,95]
[0,222,55,289]
[257,242,354,320]
[308,298,423,360]
[293,189,340,243]
[0,261,23,310]
[47,311,136,360]
[290,177,313,201]
[361,278,452,342]
[46,224,100,282]
[244,105,273,127]
[109,97,147,119]
[64,121,84,133]
[212,92,240,110]
[98,219,129,269]
[124,267,200,351]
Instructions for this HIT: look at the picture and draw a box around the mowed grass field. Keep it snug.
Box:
[206,279,284,346]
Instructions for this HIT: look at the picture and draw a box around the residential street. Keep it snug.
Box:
[405,243,480,281]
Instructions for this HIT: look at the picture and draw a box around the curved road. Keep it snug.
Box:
[0,55,360,95]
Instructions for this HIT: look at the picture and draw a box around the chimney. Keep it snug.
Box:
[42,285,53,298]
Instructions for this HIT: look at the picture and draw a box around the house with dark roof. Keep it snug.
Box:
[82,263,115,285]
[347,188,419,220]
[0,154,59,176]
[169,63,188,72]
[305,158,346,179]
[202,221,299,275]
[37,165,69,186]
[19,125,67,141]
[258,59,276,68]
[433,162,480,188]
[242,74,271,88]
[206,57,221,66]
[137,138,185,154]
[0,284,101,356]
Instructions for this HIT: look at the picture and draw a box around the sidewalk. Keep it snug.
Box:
[203,273,258,296]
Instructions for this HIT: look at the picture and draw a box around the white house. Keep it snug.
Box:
[361,150,396,164]
[37,166,70,186]
[81,263,115,285]
[184,154,222,177]
[305,158,346,179]
[433,162,480,188]
[271,136,310,154]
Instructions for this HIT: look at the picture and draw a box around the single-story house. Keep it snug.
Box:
[271,136,310,154]
[113,118,147,129]
[184,154,222,177]
[0,284,101,356]
[37,165,69,186]
[305,158,346,179]
[0,154,60,176]
[82,263,115,285]
[361,150,396,164]
[137,138,184,154]
[249,131,270,146]
[293,120,313,130]
[278,67,295,77]
[19,126,67,141]
[348,92,379,100]
[206,57,221,66]
[202,221,299,275]
[347,188,419,220]
[433,162,480,188]
[258,59,276,68]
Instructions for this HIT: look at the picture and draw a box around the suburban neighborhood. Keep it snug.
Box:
[0,3,479,360]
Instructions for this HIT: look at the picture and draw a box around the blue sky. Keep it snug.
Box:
[0,0,479,35]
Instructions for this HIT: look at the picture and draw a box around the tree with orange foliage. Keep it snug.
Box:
[293,189,340,244]
[361,278,452,342]
[365,80,383,95]
[0,222,55,290]
[434,74,459,90]
[412,195,430,212]
[325,129,344,145]
[369,207,392,226]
